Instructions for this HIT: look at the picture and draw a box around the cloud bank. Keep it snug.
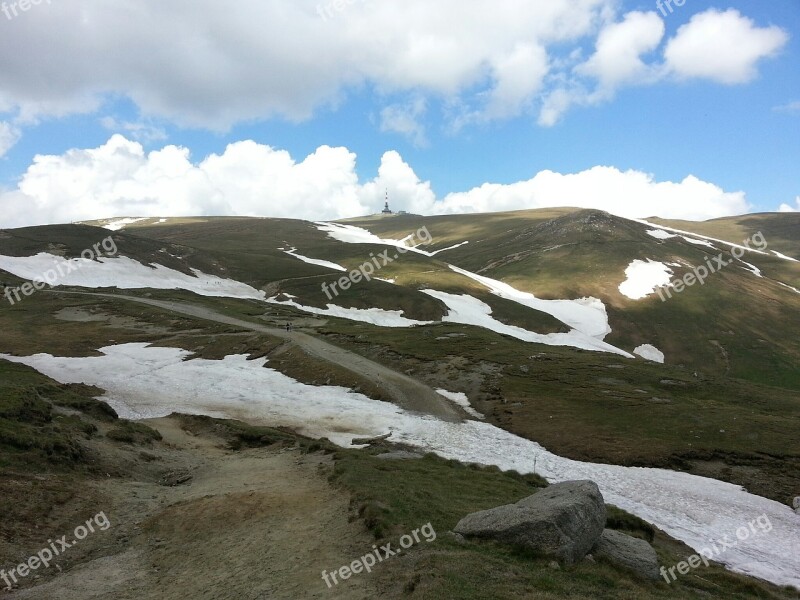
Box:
[0,136,750,228]
[0,2,788,138]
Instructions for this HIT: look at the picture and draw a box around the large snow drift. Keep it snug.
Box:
[0,253,266,300]
[2,344,798,589]
[422,290,631,357]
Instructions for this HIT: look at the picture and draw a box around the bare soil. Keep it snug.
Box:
[5,417,384,600]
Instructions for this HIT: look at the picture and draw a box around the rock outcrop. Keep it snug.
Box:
[592,529,660,580]
[454,480,606,565]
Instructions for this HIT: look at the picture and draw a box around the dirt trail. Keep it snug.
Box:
[48,291,461,422]
[8,417,385,600]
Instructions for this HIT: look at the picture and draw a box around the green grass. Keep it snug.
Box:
[5,212,799,389]
[327,445,800,599]
[106,420,163,444]
[310,316,800,505]
[0,360,109,470]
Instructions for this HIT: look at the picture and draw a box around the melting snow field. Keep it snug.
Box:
[1,344,798,590]
[315,222,629,355]
[103,217,149,231]
[449,265,612,340]
[646,229,677,240]
[281,248,346,272]
[619,260,673,300]
[436,389,484,419]
[422,290,632,357]
[316,222,468,257]
[0,254,267,300]
[634,220,773,258]
[266,296,430,327]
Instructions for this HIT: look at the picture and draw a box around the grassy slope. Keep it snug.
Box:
[650,213,800,261]
[2,378,795,600]
[3,215,799,500]
[345,209,800,389]
[11,213,797,389]
[330,446,800,600]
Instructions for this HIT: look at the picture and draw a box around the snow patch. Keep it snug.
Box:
[634,344,665,364]
[619,260,673,300]
[681,236,717,249]
[283,248,346,272]
[422,289,632,357]
[103,217,148,231]
[430,241,469,254]
[265,296,430,327]
[436,389,484,419]
[647,229,677,240]
[316,222,434,256]
[773,251,799,263]
[634,220,768,256]
[315,222,619,346]
[778,282,800,295]
[3,344,797,590]
[0,253,266,300]
[738,260,763,278]
[449,265,612,340]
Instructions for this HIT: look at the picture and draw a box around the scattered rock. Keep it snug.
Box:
[592,529,660,580]
[160,470,193,487]
[376,451,423,461]
[351,432,392,446]
[648,397,672,404]
[445,531,467,545]
[660,379,686,387]
[454,480,606,565]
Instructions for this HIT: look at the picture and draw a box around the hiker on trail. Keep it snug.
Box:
[285,323,290,332]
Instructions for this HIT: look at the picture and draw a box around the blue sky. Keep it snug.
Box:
[0,0,798,227]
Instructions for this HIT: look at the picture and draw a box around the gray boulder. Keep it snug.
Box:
[592,529,660,580]
[454,480,606,564]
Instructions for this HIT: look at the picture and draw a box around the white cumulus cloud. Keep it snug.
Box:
[664,9,789,84]
[380,98,429,147]
[577,11,665,90]
[0,122,21,158]
[0,1,787,137]
[0,136,751,228]
[778,197,800,213]
[0,0,612,130]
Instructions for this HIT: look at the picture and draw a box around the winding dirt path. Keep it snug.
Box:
[47,291,462,422]
[8,417,385,600]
